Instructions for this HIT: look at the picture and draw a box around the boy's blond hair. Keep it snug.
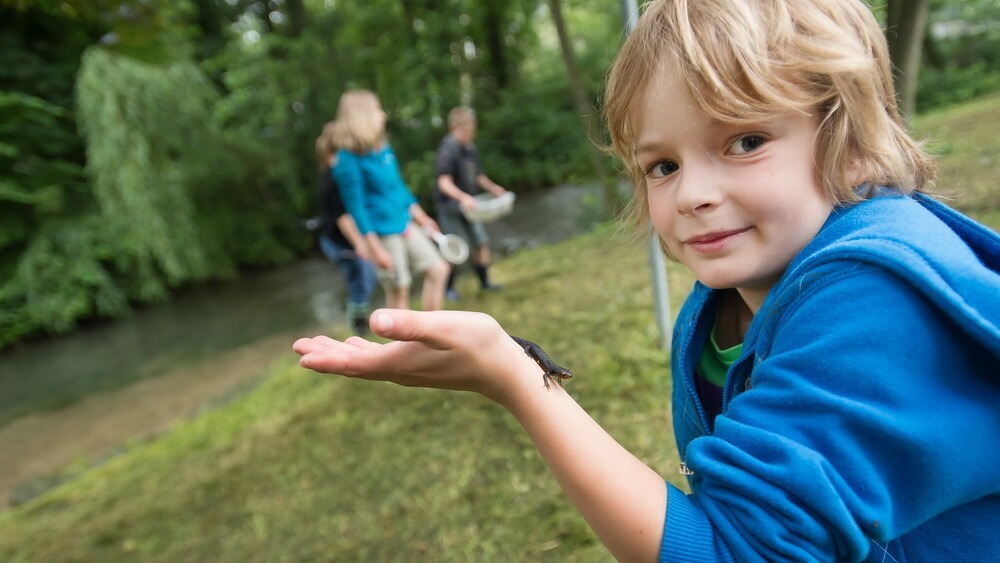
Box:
[331,89,385,154]
[604,0,936,226]
[448,106,476,130]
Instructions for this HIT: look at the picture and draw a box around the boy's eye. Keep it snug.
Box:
[645,160,679,179]
[728,135,766,155]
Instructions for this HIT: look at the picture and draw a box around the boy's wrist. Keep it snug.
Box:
[487,337,551,409]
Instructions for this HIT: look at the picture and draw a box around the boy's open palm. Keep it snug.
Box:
[292,309,532,404]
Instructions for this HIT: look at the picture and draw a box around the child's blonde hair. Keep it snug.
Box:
[604,0,936,226]
[332,89,385,154]
[448,106,476,130]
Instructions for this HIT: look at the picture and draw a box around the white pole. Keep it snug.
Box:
[621,0,639,30]
[620,0,672,350]
[648,229,672,350]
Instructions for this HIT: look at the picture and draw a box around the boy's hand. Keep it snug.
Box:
[292,309,540,405]
[460,195,477,211]
[372,247,394,270]
[420,217,442,233]
[354,246,372,262]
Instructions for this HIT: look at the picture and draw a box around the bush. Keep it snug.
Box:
[476,86,592,191]
[917,62,1000,111]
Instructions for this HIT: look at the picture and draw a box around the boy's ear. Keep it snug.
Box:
[844,153,867,188]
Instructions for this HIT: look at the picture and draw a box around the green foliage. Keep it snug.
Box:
[78,47,305,282]
[0,36,310,347]
[917,62,1000,110]
[916,0,1000,111]
[0,5,97,345]
[0,92,83,242]
[78,49,220,287]
[477,85,592,190]
[194,0,600,204]
[4,216,130,333]
[472,0,621,191]
[209,28,330,211]
[870,0,1000,112]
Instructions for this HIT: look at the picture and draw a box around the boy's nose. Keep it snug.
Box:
[675,165,723,215]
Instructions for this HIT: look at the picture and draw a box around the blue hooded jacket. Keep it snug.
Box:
[661,192,1000,562]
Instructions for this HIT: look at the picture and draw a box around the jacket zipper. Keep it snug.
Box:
[679,293,712,437]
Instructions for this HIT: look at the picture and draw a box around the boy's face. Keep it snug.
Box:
[633,65,833,312]
[452,121,476,145]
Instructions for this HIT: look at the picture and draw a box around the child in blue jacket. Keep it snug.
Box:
[294,1,999,560]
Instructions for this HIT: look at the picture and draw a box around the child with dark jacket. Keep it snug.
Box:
[434,107,509,299]
[314,122,377,335]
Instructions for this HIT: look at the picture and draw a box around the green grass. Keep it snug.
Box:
[0,223,697,562]
[1,92,996,562]
[914,90,1000,227]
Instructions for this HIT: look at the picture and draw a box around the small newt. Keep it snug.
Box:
[510,336,573,388]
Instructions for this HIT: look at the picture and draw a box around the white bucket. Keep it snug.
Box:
[461,192,516,223]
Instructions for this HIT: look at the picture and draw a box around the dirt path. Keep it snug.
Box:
[0,332,302,508]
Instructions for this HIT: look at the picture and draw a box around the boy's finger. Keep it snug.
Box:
[345,336,380,350]
[302,340,458,386]
[293,337,326,355]
[313,335,340,346]
[299,350,350,374]
[293,336,354,356]
[300,345,395,380]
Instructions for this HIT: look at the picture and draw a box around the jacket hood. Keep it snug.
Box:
[771,192,1000,358]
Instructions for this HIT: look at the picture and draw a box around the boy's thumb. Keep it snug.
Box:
[370,309,396,334]
[370,309,437,344]
[369,308,475,349]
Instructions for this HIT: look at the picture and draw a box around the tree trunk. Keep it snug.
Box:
[885,0,930,119]
[546,0,621,213]
[285,0,306,38]
[483,0,509,90]
[190,0,228,60]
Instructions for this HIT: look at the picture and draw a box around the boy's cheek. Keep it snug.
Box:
[647,212,675,249]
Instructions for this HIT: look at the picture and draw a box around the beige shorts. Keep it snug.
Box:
[377,224,444,289]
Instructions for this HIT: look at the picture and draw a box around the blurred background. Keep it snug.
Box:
[1,0,998,561]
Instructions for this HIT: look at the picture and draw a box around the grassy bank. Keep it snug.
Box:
[0,222,697,562]
[914,90,1000,226]
[1,92,996,562]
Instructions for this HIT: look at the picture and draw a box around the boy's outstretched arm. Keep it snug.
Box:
[475,173,508,197]
[437,174,478,210]
[293,309,667,563]
[335,214,370,261]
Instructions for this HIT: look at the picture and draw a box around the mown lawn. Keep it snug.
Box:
[1,92,996,562]
[0,221,696,562]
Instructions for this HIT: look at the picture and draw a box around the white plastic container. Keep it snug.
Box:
[461,192,516,223]
[424,228,470,265]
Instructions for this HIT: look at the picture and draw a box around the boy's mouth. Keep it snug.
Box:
[683,228,752,251]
